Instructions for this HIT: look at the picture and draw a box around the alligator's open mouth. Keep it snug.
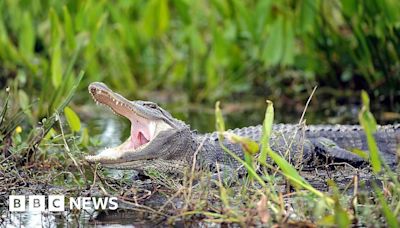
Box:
[86,82,172,163]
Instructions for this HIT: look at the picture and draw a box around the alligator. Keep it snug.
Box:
[85,82,400,175]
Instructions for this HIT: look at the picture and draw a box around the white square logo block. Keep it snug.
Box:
[48,195,65,212]
[28,195,45,212]
[9,195,26,212]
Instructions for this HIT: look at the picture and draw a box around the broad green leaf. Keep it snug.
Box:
[64,106,81,132]
[282,19,295,65]
[18,90,29,111]
[299,0,316,33]
[189,26,207,56]
[381,0,399,24]
[212,26,227,61]
[318,215,335,226]
[49,8,63,88]
[142,0,170,38]
[80,127,90,147]
[353,26,375,77]
[231,0,252,39]
[258,100,274,164]
[172,0,191,24]
[63,6,76,51]
[158,0,169,35]
[51,42,62,88]
[224,132,259,155]
[206,55,218,93]
[254,0,272,38]
[263,17,284,66]
[49,8,61,50]
[142,0,156,38]
[19,12,35,58]
[341,0,357,16]
[44,128,57,140]
[211,0,230,17]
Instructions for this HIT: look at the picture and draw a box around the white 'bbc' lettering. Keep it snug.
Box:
[8,195,118,211]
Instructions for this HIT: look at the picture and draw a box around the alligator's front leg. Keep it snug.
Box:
[310,137,366,165]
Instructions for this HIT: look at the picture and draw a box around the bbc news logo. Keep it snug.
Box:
[9,195,118,212]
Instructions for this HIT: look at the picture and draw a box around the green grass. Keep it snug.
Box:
[183,93,397,226]
[166,93,398,226]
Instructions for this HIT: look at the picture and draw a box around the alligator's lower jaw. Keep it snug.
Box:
[86,120,173,165]
[85,154,118,164]
[85,140,133,164]
[85,154,132,168]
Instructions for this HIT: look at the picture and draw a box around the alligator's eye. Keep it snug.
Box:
[144,103,157,109]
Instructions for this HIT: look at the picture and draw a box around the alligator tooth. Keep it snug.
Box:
[116,101,119,105]
[149,121,156,139]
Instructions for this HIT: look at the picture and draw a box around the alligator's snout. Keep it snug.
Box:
[90,86,97,95]
[89,82,110,96]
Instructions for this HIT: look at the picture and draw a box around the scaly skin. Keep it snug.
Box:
[85,82,400,174]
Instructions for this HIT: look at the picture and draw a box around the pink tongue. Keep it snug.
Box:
[131,121,150,149]
[138,132,149,145]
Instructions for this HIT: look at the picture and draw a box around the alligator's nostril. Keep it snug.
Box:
[90,87,97,94]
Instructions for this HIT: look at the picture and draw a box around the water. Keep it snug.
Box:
[1,208,158,227]
[2,211,93,228]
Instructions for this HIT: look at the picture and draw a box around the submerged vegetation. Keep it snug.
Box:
[0,0,400,226]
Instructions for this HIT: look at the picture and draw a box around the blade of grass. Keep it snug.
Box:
[259,100,334,205]
[358,90,381,173]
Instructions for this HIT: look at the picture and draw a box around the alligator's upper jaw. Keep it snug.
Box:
[85,82,172,165]
[85,119,170,165]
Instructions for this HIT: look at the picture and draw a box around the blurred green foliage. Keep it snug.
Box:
[0,0,399,117]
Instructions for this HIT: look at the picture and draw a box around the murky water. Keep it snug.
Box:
[2,211,91,228]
